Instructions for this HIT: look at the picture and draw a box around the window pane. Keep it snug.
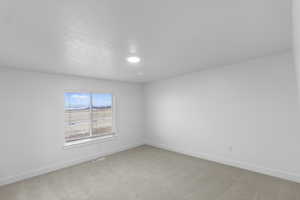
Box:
[64,93,91,142]
[92,94,113,137]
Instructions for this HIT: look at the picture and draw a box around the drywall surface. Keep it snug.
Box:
[293,0,300,102]
[0,69,144,185]
[144,52,300,182]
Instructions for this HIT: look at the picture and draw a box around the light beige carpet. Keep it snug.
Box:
[0,145,299,200]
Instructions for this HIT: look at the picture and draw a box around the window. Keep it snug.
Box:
[64,92,114,144]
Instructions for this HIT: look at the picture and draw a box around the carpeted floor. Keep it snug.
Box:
[0,145,299,200]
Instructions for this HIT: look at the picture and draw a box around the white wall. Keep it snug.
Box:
[293,0,300,100]
[144,52,300,182]
[0,69,144,185]
[1,51,299,185]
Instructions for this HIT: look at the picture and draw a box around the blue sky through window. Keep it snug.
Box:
[65,93,112,109]
[92,93,112,108]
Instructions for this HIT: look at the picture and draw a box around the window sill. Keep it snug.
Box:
[63,134,115,150]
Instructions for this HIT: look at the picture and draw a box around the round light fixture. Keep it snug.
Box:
[127,56,141,64]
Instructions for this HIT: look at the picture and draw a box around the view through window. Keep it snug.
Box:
[64,93,113,143]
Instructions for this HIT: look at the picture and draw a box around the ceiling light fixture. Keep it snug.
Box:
[127,56,141,64]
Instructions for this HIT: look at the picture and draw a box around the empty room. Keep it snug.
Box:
[1,0,300,199]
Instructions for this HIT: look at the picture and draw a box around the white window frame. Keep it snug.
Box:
[63,91,117,148]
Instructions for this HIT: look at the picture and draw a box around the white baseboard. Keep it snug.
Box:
[146,141,300,183]
[2,141,299,186]
[0,143,143,186]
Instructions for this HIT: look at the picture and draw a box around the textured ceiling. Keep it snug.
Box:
[0,0,292,82]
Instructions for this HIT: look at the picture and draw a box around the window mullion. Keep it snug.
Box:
[89,93,93,137]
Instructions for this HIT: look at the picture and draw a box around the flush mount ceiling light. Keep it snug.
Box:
[127,56,141,64]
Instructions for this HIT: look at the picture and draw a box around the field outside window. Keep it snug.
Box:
[64,92,114,144]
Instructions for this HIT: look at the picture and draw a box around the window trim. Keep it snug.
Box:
[63,91,117,148]
[63,134,116,149]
